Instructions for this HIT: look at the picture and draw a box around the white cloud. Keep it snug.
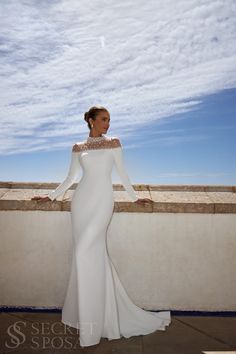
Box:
[0,0,235,154]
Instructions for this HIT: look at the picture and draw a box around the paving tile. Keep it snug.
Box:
[202,351,236,354]
[7,311,62,323]
[176,316,236,347]
[96,335,143,354]
[142,317,232,354]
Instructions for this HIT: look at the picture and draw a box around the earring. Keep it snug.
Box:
[91,124,94,128]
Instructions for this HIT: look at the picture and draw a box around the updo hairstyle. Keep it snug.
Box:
[84,105,109,130]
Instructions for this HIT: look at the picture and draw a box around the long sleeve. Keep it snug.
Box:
[112,140,139,202]
[47,147,80,201]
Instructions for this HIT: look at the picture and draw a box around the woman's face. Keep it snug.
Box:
[90,110,110,134]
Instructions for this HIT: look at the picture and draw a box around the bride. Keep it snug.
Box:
[32,105,171,347]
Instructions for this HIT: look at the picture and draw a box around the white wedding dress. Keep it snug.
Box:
[48,135,171,347]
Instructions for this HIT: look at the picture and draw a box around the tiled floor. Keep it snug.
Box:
[0,312,236,354]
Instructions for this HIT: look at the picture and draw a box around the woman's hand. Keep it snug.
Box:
[134,197,154,205]
[31,195,51,202]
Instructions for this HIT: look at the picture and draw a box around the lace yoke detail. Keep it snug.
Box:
[72,136,121,152]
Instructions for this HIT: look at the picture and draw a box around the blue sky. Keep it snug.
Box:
[0,0,236,186]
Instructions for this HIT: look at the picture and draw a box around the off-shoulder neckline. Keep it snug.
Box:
[72,136,121,152]
[75,135,119,144]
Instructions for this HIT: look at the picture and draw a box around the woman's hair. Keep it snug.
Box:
[84,105,109,130]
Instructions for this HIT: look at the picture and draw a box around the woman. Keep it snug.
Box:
[32,105,171,347]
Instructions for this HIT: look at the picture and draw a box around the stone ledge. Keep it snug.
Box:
[0,182,236,213]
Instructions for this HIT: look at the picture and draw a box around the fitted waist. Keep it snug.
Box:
[79,174,112,187]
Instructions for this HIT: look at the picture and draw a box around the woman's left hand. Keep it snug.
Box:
[134,197,154,205]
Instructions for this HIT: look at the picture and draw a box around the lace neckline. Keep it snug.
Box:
[87,135,106,142]
[73,136,121,152]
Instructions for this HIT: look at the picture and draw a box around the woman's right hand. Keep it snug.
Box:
[31,195,52,202]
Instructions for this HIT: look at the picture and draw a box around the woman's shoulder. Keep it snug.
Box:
[72,140,86,152]
[109,136,122,147]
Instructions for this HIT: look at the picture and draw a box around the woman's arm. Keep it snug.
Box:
[112,138,139,202]
[47,145,81,201]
